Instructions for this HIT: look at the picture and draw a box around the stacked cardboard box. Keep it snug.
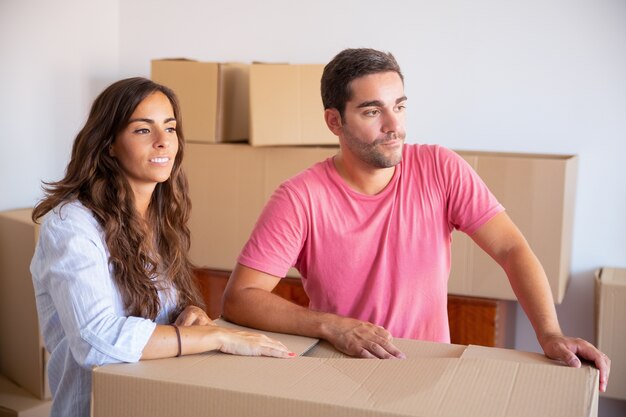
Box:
[151,59,250,144]
[0,209,52,415]
[0,375,51,417]
[182,142,578,302]
[152,59,334,146]
[92,322,599,417]
[595,267,626,400]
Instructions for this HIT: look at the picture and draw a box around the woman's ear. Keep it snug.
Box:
[108,144,115,157]
[324,108,343,137]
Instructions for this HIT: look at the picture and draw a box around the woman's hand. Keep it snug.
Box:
[174,305,215,327]
[217,328,295,358]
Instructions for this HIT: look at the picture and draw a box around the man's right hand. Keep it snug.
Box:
[323,315,406,359]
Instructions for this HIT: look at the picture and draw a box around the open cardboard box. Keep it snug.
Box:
[92,321,598,417]
[595,267,626,400]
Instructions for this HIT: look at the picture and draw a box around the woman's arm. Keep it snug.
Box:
[141,323,294,359]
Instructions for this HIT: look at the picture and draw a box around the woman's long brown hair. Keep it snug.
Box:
[32,77,203,320]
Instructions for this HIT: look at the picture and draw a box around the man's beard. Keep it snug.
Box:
[342,127,405,168]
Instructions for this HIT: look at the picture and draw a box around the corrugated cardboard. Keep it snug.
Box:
[151,59,249,143]
[0,210,50,400]
[185,144,576,302]
[450,151,577,303]
[595,267,626,400]
[92,327,598,417]
[249,64,337,146]
[183,143,336,273]
[0,375,51,417]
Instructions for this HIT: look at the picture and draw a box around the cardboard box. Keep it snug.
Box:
[92,325,598,417]
[184,143,336,273]
[185,144,576,302]
[0,374,51,417]
[0,210,50,400]
[450,151,577,303]
[151,59,249,143]
[595,267,626,400]
[249,64,337,146]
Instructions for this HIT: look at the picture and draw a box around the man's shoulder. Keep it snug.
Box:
[402,143,459,167]
[280,157,333,191]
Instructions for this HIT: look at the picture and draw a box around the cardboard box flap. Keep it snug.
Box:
[597,267,626,285]
[0,374,51,415]
[213,318,319,356]
[461,344,558,365]
[306,338,467,359]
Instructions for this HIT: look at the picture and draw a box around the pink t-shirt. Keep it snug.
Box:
[239,144,504,342]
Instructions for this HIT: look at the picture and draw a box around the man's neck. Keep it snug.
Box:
[333,152,396,196]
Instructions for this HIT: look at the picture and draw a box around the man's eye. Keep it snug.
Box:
[396,104,406,111]
[364,109,380,117]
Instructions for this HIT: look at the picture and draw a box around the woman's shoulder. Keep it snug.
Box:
[40,200,102,237]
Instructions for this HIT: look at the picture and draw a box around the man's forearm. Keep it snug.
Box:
[222,284,332,339]
[501,244,563,342]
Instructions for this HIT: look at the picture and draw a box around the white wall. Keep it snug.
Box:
[3,0,625,414]
[0,0,119,211]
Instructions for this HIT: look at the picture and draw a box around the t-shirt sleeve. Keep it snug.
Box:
[238,183,308,277]
[438,147,505,235]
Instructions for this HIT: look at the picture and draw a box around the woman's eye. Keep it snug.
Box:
[134,128,150,134]
[166,127,177,133]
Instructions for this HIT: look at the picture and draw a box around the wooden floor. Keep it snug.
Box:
[193,268,515,348]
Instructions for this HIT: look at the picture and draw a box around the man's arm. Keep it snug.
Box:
[470,211,610,392]
[221,263,405,359]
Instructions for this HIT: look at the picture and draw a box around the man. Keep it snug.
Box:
[222,48,610,391]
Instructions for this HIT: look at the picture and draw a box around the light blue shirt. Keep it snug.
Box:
[30,201,177,417]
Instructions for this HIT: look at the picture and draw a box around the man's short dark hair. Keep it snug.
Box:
[321,48,404,118]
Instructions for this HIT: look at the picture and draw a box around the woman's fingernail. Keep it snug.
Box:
[288,352,296,357]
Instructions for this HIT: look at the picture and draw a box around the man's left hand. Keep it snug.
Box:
[540,333,610,392]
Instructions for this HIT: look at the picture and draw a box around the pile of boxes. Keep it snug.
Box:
[152,58,579,303]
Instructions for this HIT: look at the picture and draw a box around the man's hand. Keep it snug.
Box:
[540,333,611,392]
[324,316,406,359]
[174,305,215,327]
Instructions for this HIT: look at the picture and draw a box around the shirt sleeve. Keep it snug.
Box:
[438,146,505,235]
[237,183,308,278]
[31,207,157,368]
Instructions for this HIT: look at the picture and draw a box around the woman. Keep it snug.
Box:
[30,77,293,417]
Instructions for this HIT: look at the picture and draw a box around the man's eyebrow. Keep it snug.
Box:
[357,100,384,108]
[356,96,408,108]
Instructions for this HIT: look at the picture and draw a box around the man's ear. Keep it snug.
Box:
[324,108,343,136]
